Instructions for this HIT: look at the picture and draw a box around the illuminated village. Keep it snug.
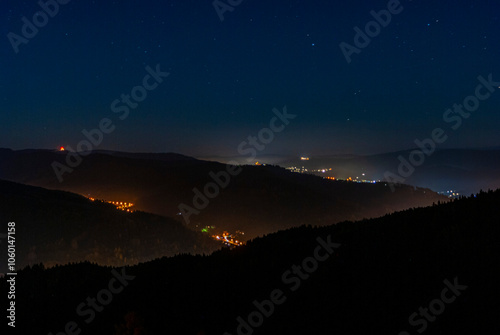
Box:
[88,197,135,212]
[200,225,245,247]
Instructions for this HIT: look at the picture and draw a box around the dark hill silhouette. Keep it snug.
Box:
[0,148,447,239]
[0,179,220,270]
[4,189,499,334]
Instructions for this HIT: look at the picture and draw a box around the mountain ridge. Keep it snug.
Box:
[0,148,447,239]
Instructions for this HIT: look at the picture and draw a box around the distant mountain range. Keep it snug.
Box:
[218,148,500,195]
[0,148,447,239]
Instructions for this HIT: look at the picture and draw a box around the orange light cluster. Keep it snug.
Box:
[109,201,135,211]
[88,197,135,212]
[213,231,245,246]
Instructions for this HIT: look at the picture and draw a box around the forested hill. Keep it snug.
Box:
[4,189,499,334]
[0,179,220,270]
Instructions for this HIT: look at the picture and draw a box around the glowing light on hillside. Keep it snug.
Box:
[59,147,65,151]
[86,196,134,212]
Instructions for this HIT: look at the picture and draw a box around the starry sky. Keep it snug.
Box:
[1,0,499,158]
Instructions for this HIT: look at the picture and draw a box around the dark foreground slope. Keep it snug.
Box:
[4,190,499,334]
[0,148,447,239]
[0,179,220,270]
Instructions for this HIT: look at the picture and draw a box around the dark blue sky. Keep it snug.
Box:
[1,0,499,157]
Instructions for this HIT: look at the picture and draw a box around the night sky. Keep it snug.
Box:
[1,0,499,158]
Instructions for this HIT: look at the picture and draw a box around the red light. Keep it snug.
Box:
[59,147,65,151]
